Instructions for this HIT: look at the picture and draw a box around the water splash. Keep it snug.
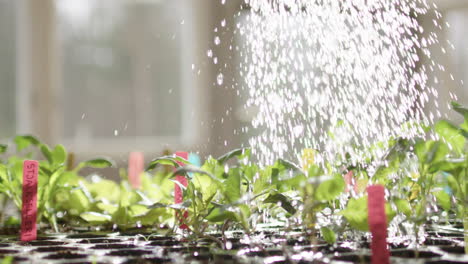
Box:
[238,0,443,165]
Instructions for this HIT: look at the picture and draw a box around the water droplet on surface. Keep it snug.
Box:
[221,19,226,27]
[217,73,224,85]
[214,36,221,45]
[207,49,213,58]
[114,130,119,136]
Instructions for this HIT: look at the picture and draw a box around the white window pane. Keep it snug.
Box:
[0,0,16,139]
[56,0,188,143]
[446,9,468,106]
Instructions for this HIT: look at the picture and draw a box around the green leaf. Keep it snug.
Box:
[14,135,40,152]
[415,140,448,165]
[394,198,411,217]
[308,164,324,177]
[4,216,20,226]
[429,158,466,174]
[434,190,451,211]
[148,200,192,210]
[236,204,251,231]
[82,158,115,169]
[339,197,369,231]
[112,206,129,226]
[315,175,345,201]
[263,192,297,215]
[320,227,336,244]
[0,144,7,154]
[451,101,468,119]
[253,168,273,195]
[275,159,302,172]
[171,166,223,192]
[40,144,53,164]
[52,144,67,166]
[427,141,449,164]
[446,174,460,195]
[224,169,241,203]
[80,212,112,223]
[43,167,66,202]
[1,256,13,264]
[134,207,172,226]
[39,166,53,177]
[63,188,91,215]
[146,156,191,171]
[192,173,218,203]
[217,148,250,164]
[205,206,237,223]
[435,120,465,154]
[171,165,211,178]
[87,178,120,202]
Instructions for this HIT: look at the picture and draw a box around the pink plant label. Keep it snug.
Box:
[21,160,38,241]
[367,185,390,264]
[128,152,144,189]
[174,151,188,229]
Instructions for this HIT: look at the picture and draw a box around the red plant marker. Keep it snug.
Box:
[128,152,144,189]
[174,151,189,229]
[367,185,390,264]
[21,160,38,241]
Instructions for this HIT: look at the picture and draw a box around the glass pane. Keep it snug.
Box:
[56,0,187,141]
[446,9,468,108]
[0,0,16,139]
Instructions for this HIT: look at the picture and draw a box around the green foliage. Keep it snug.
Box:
[263,192,296,215]
[217,148,250,164]
[0,144,7,154]
[146,156,191,171]
[320,226,336,244]
[340,196,395,231]
[14,135,40,152]
[1,256,13,264]
[0,103,466,247]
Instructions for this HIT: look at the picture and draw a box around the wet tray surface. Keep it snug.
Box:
[0,229,466,264]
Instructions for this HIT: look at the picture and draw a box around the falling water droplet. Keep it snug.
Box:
[217,73,224,85]
[214,36,221,45]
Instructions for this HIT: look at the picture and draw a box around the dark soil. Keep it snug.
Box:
[0,222,465,264]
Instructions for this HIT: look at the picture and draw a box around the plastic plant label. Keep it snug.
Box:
[128,152,144,189]
[21,160,38,241]
[367,185,390,264]
[174,151,188,229]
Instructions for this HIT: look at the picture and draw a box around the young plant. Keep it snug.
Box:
[0,135,114,231]
[432,102,467,253]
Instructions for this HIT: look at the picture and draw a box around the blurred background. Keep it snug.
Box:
[0,0,467,167]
